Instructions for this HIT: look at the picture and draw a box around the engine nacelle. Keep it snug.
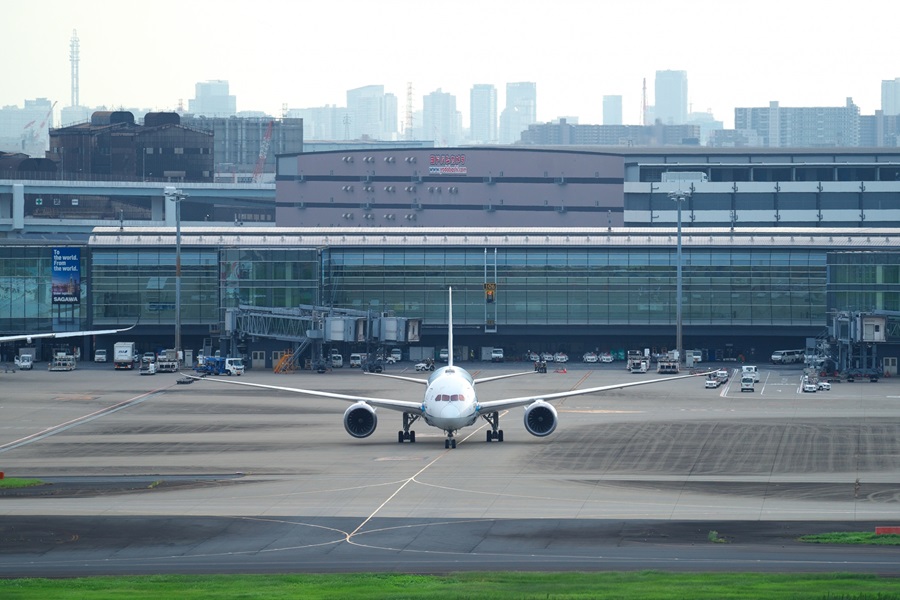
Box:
[343,402,377,438]
[523,400,558,437]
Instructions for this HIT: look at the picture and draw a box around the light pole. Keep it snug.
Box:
[668,190,690,366]
[165,187,186,364]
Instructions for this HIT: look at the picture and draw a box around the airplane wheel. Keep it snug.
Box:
[444,439,450,449]
[451,439,457,449]
[398,431,404,443]
[486,430,493,443]
[498,430,504,442]
[409,431,415,443]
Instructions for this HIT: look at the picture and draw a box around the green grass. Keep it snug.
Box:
[2,572,900,599]
[0,478,43,489]
[800,531,900,545]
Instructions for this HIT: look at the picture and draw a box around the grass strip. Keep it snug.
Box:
[800,531,900,545]
[0,478,43,489]
[2,572,900,599]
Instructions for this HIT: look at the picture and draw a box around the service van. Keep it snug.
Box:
[741,365,759,382]
[349,353,364,368]
[771,349,804,364]
[740,376,755,392]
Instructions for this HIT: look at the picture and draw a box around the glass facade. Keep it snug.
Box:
[0,246,86,333]
[324,247,827,327]
[220,248,319,311]
[91,247,219,326]
[828,252,900,312]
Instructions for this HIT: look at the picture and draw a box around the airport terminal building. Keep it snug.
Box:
[1,147,900,367]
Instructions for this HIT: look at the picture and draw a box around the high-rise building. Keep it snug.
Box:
[654,70,688,125]
[422,89,460,147]
[499,82,537,144]
[188,80,237,117]
[881,78,900,116]
[0,98,55,157]
[470,84,498,144]
[735,99,860,147]
[603,95,623,125]
[346,85,397,141]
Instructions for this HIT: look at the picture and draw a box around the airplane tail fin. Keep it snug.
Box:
[447,286,454,369]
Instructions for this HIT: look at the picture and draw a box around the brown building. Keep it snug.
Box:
[49,111,214,182]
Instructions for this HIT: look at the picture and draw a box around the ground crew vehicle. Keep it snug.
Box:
[15,354,33,370]
[741,365,760,382]
[94,349,107,362]
[740,376,755,392]
[114,342,137,369]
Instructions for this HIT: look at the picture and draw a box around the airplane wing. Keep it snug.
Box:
[473,370,537,385]
[363,372,429,385]
[477,370,713,412]
[363,369,537,386]
[185,374,425,414]
[0,322,138,343]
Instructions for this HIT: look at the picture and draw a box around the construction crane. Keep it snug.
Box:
[252,120,274,183]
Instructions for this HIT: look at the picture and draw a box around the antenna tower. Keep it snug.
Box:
[70,29,80,107]
[405,82,414,141]
[641,77,647,126]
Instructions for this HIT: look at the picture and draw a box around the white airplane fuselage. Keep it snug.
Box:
[421,366,479,433]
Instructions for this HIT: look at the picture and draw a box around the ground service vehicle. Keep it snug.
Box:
[140,361,157,375]
[156,349,180,373]
[741,365,760,382]
[114,342,136,369]
[705,378,720,389]
[740,376,755,392]
[439,348,450,362]
[491,348,504,362]
[390,348,402,362]
[15,354,33,370]
[94,349,107,362]
[349,353,364,368]
[224,357,245,375]
[771,349,805,364]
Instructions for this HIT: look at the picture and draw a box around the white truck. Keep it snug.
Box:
[156,349,180,373]
[224,357,245,376]
[114,342,137,369]
[15,353,33,370]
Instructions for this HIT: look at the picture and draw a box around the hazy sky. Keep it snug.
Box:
[4,0,897,129]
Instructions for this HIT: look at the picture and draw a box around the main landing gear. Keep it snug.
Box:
[482,411,504,443]
[398,412,419,443]
[444,435,457,449]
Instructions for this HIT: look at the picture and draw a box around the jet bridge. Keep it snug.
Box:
[826,310,900,380]
[228,304,419,370]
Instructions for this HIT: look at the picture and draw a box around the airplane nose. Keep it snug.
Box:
[440,403,461,419]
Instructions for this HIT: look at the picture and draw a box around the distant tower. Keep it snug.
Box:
[70,29,80,107]
[602,95,622,125]
[405,82,414,141]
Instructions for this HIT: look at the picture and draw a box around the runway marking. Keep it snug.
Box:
[0,386,168,454]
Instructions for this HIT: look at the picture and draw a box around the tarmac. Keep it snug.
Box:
[1,360,899,576]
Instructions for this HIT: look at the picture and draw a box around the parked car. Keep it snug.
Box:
[439,348,449,362]
[817,381,831,391]
[599,353,614,363]
[94,349,107,362]
[705,378,720,389]
[802,379,818,393]
[553,352,569,363]
[582,352,598,363]
[540,352,554,362]
[527,352,540,362]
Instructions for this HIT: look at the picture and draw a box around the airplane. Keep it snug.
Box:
[0,322,138,344]
[189,289,710,449]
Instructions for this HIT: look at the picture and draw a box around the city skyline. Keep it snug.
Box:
[3,0,899,131]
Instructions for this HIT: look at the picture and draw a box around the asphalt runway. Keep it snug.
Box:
[1,360,899,577]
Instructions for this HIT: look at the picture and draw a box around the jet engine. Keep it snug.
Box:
[523,400,558,437]
[343,402,377,438]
